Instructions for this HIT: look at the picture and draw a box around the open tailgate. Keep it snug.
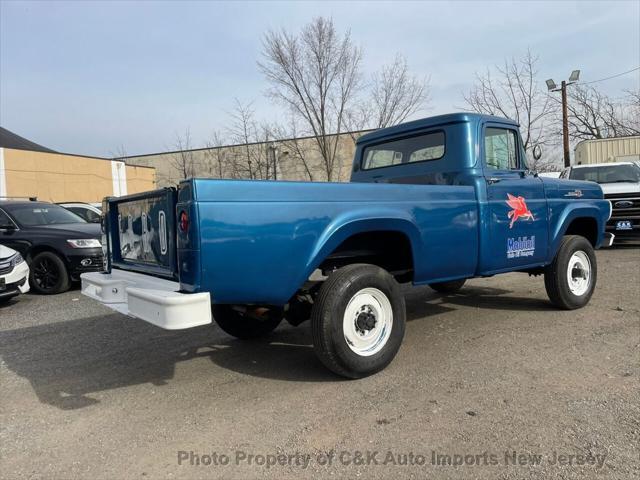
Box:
[103,188,178,279]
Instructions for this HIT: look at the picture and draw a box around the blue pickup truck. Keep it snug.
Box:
[82,113,613,378]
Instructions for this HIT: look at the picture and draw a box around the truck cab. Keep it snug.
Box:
[82,113,613,378]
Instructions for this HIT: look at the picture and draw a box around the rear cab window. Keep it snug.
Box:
[362,131,445,170]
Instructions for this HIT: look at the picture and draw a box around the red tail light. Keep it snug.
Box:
[179,210,189,232]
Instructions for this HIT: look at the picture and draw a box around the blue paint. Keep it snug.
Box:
[109,113,612,306]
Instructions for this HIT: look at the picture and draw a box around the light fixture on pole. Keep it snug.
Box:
[547,70,580,168]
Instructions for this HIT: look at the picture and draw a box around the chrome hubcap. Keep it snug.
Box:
[343,288,393,357]
[567,250,591,296]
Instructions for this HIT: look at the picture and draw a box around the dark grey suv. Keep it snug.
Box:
[0,201,103,294]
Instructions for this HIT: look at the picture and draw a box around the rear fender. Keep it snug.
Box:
[301,209,422,283]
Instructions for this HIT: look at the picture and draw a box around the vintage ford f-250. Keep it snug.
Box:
[82,113,614,378]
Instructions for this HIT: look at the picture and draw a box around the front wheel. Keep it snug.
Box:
[29,251,70,294]
[544,235,597,310]
[212,305,283,339]
[311,264,406,379]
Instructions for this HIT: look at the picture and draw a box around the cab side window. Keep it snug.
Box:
[485,127,519,170]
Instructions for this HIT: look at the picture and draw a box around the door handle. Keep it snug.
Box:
[487,177,501,184]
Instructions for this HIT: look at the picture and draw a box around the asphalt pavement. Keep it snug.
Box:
[1,247,638,479]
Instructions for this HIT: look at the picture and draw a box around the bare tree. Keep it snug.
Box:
[272,118,316,181]
[626,88,640,133]
[110,144,129,160]
[170,129,197,180]
[463,50,556,152]
[227,99,257,179]
[370,54,430,128]
[226,99,277,180]
[345,54,429,143]
[203,130,227,179]
[253,122,278,180]
[564,85,640,140]
[529,151,562,172]
[259,17,362,181]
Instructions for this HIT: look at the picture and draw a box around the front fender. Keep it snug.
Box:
[300,208,422,283]
[551,203,605,253]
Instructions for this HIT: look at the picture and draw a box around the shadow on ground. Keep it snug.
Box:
[0,283,551,411]
[0,297,20,309]
[406,284,553,315]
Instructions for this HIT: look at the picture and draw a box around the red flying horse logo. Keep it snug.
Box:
[506,193,534,228]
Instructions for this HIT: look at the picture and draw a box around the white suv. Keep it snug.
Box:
[561,162,640,241]
[57,202,102,224]
[0,245,30,303]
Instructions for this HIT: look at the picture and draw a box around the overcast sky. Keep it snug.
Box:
[1,0,639,157]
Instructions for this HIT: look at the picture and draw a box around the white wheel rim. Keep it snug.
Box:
[567,250,591,296]
[342,287,393,357]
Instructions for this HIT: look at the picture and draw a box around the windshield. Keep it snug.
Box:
[569,164,640,183]
[4,203,86,226]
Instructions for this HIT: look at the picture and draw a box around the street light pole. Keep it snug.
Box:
[268,143,278,180]
[546,70,580,168]
[561,80,570,168]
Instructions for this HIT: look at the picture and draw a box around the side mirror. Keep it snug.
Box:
[532,144,542,161]
[0,223,16,231]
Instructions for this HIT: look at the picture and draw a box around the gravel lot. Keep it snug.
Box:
[1,247,638,479]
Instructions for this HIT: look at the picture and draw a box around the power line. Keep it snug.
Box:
[579,66,640,85]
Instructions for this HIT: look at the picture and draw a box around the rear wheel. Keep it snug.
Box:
[428,279,466,294]
[544,235,597,310]
[29,251,70,294]
[311,264,406,378]
[212,305,283,339]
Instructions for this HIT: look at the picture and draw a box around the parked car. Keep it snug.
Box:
[0,245,30,303]
[0,200,103,294]
[82,113,613,378]
[58,202,102,223]
[561,162,640,241]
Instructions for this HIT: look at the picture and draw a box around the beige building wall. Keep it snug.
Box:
[124,131,369,188]
[125,164,156,195]
[0,148,156,202]
[574,136,640,164]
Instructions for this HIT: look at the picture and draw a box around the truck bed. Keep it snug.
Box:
[187,179,479,304]
[102,178,479,305]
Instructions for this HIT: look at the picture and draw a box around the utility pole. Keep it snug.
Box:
[561,80,570,168]
[546,70,580,168]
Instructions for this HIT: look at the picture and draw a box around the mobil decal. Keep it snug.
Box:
[506,193,534,228]
[507,236,536,259]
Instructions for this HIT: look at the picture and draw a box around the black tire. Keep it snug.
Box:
[544,235,597,310]
[29,251,70,294]
[428,279,466,294]
[311,264,406,379]
[212,304,282,339]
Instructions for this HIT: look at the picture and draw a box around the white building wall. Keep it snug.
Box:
[0,148,6,198]
[111,160,128,196]
[574,136,640,164]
